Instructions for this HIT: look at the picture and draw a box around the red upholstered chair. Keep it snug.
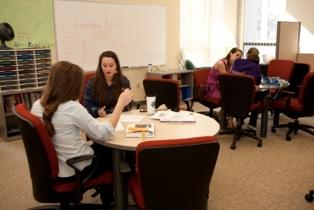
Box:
[218,73,263,149]
[267,59,295,81]
[193,68,220,117]
[14,103,113,210]
[79,71,96,104]
[271,71,314,141]
[128,136,220,210]
[143,78,190,111]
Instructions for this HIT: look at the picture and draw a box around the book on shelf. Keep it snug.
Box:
[125,123,155,138]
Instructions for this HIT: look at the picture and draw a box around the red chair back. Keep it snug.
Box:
[267,59,295,81]
[79,71,96,104]
[219,73,256,118]
[14,103,114,207]
[193,68,220,116]
[193,68,211,100]
[14,103,59,202]
[129,136,220,210]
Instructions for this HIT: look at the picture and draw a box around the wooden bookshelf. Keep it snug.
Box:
[0,48,51,141]
[146,70,194,101]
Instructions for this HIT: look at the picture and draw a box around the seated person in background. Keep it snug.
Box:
[206,47,243,99]
[84,51,132,118]
[232,47,263,131]
[31,61,133,209]
[231,47,262,84]
[206,47,243,129]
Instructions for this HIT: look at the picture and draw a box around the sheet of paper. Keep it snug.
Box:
[151,110,195,122]
[119,114,145,123]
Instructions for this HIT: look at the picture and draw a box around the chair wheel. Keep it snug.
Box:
[230,144,236,150]
[286,136,291,141]
[271,127,276,132]
[305,193,314,202]
[257,141,263,147]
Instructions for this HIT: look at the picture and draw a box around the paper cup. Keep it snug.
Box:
[146,96,156,115]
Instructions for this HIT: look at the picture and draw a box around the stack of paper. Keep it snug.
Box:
[125,123,155,138]
[151,110,195,122]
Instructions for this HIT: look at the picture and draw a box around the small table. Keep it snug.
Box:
[95,110,220,210]
[258,78,289,137]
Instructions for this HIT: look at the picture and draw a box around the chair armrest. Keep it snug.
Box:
[66,155,97,171]
[66,155,97,184]
[280,90,295,95]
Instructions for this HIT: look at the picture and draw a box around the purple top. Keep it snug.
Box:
[232,59,262,84]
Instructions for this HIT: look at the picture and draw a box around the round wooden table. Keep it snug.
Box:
[95,110,220,210]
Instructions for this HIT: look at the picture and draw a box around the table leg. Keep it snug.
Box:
[260,93,269,138]
[112,149,127,210]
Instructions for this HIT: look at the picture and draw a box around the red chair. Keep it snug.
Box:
[128,136,220,210]
[193,68,220,117]
[79,71,96,104]
[14,103,113,209]
[267,59,295,81]
[271,71,314,141]
[218,73,263,149]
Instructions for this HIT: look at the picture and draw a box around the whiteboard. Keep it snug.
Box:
[53,0,166,71]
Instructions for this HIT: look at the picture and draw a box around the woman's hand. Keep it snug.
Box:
[117,88,133,107]
[107,89,133,128]
[98,106,107,117]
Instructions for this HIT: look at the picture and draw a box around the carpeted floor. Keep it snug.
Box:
[0,102,314,210]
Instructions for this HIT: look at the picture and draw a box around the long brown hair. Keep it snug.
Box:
[93,51,124,105]
[40,61,84,137]
[224,47,243,67]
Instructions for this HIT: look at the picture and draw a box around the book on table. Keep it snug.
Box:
[125,123,155,138]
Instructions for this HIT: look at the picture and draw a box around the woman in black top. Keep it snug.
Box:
[84,51,131,118]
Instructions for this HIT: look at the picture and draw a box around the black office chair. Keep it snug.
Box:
[128,136,220,210]
[305,190,314,202]
[286,63,310,96]
[14,103,113,210]
[143,78,191,111]
[218,73,263,149]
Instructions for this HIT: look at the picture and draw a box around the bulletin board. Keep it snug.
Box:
[0,0,55,49]
[53,0,166,71]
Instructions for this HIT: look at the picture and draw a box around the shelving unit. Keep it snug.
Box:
[146,70,193,101]
[0,48,51,141]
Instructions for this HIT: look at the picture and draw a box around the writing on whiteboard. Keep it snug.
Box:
[54,0,166,71]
